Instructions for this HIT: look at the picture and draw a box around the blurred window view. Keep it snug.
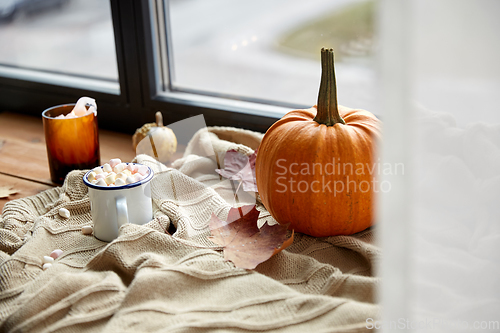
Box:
[0,0,118,87]
[165,0,377,114]
[0,0,377,114]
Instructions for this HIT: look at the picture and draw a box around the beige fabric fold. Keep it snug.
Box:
[0,126,380,332]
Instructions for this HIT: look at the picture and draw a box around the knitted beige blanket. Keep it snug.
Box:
[0,127,380,332]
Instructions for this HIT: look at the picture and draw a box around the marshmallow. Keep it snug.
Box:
[43,256,54,264]
[65,113,76,119]
[95,173,105,180]
[81,226,93,235]
[114,178,126,186]
[43,263,52,270]
[92,167,103,174]
[137,165,149,176]
[50,249,63,259]
[102,163,112,173]
[134,173,143,182]
[91,179,98,185]
[87,171,97,182]
[127,164,138,173]
[55,114,65,119]
[109,158,121,168]
[122,169,132,176]
[96,179,107,187]
[59,208,70,219]
[116,172,127,180]
[105,173,116,185]
[125,176,135,185]
[114,163,126,173]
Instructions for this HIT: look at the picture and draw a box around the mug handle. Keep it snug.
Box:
[116,196,129,231]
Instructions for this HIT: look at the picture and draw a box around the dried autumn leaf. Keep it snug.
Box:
[208,205,294,269]
[248,148,257,170]
[0,186,18,199]
[215,149,258,192]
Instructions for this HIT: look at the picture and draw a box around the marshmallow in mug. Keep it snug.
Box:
[87,159,150,187]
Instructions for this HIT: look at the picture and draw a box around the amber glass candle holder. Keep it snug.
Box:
[42,104,100,184]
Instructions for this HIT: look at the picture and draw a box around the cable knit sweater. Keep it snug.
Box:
[0,127,380,332]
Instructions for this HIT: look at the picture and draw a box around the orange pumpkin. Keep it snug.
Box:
[255,48,381,237]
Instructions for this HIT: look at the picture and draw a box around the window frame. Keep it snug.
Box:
[0,0,281,134]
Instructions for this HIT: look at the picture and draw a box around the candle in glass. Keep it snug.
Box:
[42,103,100,184]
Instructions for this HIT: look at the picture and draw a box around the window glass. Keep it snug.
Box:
[0,0,118,87]
[166,0,377,113]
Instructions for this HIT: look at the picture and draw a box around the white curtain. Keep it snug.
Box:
[378,0,500,331]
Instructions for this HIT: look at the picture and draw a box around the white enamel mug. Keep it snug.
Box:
[83,163,154,242]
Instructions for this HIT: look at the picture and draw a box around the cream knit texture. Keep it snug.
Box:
[0,127,380,332]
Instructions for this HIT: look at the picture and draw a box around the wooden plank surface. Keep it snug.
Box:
[0,112,137,211]
[0,112,52,184]
[0,174,53,212]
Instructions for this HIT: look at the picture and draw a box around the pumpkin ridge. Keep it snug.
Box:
[337,125,358,234]
[285,108,317,119]
[347,123,381,140]
[342,111,378,123]
[263,111,314,139]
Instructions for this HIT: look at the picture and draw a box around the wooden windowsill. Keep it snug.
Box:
[0,112,137,211]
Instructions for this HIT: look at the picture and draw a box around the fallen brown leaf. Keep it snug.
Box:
[215,149,258,192]
[208,205,294,269]
[0,186,19,199]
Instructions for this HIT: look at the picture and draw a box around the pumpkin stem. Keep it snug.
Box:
[155,111,164,127]
[314,48,345,126]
